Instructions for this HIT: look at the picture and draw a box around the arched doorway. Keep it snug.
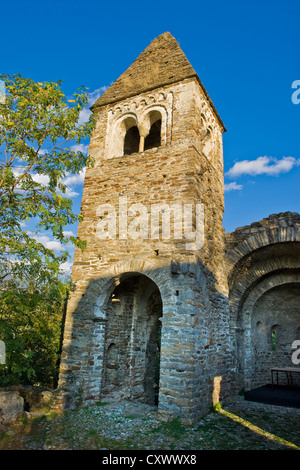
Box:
[101,273,163,405]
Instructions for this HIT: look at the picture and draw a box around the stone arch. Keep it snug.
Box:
[100,273,162,404]
[81,259,176,405]
[124,125,140,155]
[144,112,162,150]
[226,222,300,280]
[109,113,139,158]
[100,272,163,405]
[78,257,214,410]
[229,243,300,317]
[139,105,168,148]
[225,213,300,391]
[240,272,300,319]
[103,98,172,159]
[91,259,174,320]
[88,267,169,405]
[234,274,300,390]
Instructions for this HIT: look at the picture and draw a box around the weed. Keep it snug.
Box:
[211,401,222,412]
[151,417,186,440]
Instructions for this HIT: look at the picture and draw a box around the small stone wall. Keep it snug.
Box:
[0,385,55,425]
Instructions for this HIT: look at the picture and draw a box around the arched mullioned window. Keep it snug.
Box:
[122,110,162,155]
[109,108,166,159]
[105,99,171,160]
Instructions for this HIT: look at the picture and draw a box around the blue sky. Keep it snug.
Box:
[1,0,300,268]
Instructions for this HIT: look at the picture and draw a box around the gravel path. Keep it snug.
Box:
[1,395,300,450]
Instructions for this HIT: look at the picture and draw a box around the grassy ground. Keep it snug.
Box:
[0,397,299,451]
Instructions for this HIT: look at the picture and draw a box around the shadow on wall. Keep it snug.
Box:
[55,259,233,422]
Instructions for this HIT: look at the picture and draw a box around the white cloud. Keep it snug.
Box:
[224,182,243,192]
[62,168,86,187]
[60,261,73,275]
[70,143,89,154]
[12,167,25,177]
[78,86,108,125]
[38,149,48,156]
[63,230,75,237]
[15,168,85,198]
[78,107,92,126]
[33,235,64,252]
[226,156,300,178]
[32,173,50,186]
[63,187,80,198]
[88,86,108,106]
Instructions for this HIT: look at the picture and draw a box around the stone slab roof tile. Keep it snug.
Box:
[91,32,197,109]
[91,32,225,130]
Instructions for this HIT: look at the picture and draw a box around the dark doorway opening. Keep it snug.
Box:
[102,274,163,406]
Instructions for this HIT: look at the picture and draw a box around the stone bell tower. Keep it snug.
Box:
[57,32,232,423]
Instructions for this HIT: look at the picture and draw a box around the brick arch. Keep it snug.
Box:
[104,101,171,160]
[99,271,164,404]
[228,244,300,390]
[225,213,300,391]
[75,262,173,405]
[78,257,211,410]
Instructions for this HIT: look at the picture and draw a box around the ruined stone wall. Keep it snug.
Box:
[225,212,300,392]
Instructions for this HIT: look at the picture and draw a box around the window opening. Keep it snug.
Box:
[124,126,140,155]
[144,119,161,150]
[271,325,279,351]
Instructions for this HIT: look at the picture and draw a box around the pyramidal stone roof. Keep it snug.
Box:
[91,32,225,130]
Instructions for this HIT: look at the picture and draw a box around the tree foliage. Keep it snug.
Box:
[0,74,94,286]
[0,74,95,386]
[0,279,68,387]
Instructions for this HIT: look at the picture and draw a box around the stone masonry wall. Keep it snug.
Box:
[225,212,300,392]
[59,72,232,422]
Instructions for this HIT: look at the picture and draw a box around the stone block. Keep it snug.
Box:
[0,391,24,424]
